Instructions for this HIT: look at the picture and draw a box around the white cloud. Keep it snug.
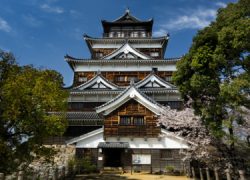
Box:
[0,45,10,52]
[154,7,218,33]
[215,2,227,8]
[153,29,168,37]
[40,4,64,14]
[22,14,42,27]
[69,10,81,18]
[0,17,11,32]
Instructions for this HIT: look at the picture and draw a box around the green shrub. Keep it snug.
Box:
[76,156,97,174]
[68,157,77,175]
[165,165,175,172]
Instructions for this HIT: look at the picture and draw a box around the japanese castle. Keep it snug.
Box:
[61,9,190,172]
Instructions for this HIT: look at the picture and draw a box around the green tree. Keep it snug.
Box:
[173,0,250,169]
[0,50,68,173]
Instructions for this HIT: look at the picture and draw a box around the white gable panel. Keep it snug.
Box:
[76,132,104,148]
[74,75,118,90]
[136,74,175,89]
[103,43,151,60]
[91,83,99,88]
[144,82,161,88]
[99,83,106,88]
[74,64,177,72]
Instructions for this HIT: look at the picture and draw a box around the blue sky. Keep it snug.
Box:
[0,0,236,86]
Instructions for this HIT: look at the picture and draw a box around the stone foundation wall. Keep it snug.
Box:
[27,145,75,177]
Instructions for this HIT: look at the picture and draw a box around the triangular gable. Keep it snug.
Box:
[102,43,151,60]
[136,73,176,89]
[66,128,191,149]
[96,85,162,115]
[73,74,119,90]
[112,9,143,23]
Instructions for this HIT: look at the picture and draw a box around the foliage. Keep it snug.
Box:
[71,157,97,174]
[172,0,250,169]
[79,157,97,173]
[0,50,68,173]
[165,165,174,172]
[158,107,249,174]
[173,0,250,137]
[67,157,77,175]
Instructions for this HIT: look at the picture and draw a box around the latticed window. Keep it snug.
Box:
[141,31,146,37]
[79,77,87,82]
[150,52,159,57]
[127,76,138,82]
[133,116,145,125]
[96,52,103,58]
[120,116,132,125]
[165,76,172,82]
[130,31,138,37]
[109,32,114,37]
[116,76,125,82]
[117,32,124,38]
[120,116,145,126]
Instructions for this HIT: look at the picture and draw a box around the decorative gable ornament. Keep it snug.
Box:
[102,43,151,60]
[73,74,119,90]
[135,73,176,89]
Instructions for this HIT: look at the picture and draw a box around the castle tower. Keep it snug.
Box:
[62,10,189,171]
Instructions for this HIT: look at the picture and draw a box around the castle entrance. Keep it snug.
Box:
[103,148,122,167]
[98,142,129,167]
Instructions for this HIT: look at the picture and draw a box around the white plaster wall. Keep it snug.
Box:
[74,64,176,72]
[76,132,105,148]
[92,43,162,49]
[75,132,189,149]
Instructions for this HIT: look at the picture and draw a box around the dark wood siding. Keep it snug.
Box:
[74,71,173,86]
[104,99,160,138]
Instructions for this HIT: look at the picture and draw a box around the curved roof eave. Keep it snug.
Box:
[95,85,163,115]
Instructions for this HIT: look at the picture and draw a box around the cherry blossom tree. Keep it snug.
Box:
[158,106,250,170]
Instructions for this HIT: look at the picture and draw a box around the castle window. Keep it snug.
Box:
[109,32,114,38]
[131,32,138,37]
[96,52,103,58]
[116,76,125,82]
[79,77,87,82]
[141,31,146,37]
[127,76,138,82]
[133,116,145,125]
[120,116,132,125]
[165,76,172,82]
[150,52,159,57]
[117,32,124,38]
[116,76,138,82]
[120,116,145,126]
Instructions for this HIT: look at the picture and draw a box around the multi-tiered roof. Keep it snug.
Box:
[64,10,182,138]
